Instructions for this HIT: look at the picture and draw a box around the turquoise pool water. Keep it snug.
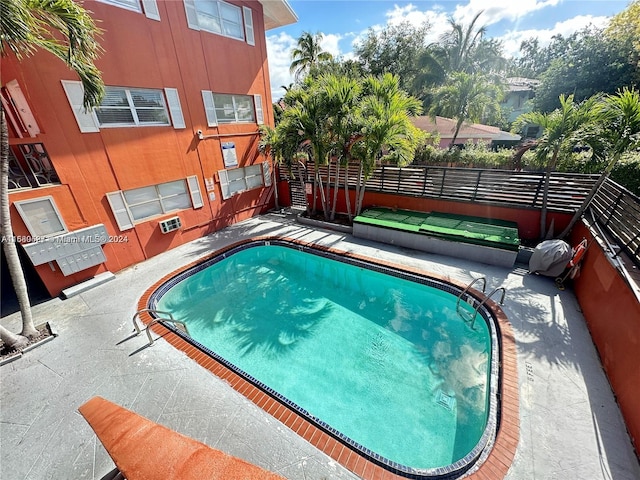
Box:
[156,244,493,471]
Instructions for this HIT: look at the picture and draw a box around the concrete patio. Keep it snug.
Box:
[1,211,639,480]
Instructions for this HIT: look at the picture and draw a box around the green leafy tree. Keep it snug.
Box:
[261,74,422,220]
[605,0,640,83]
[354,21,432,99]
[428,71,504,148]
[1,0,104,350]
[289,31,333,82]
[533,27,636,112]
[514,94,605,239]
[351,74,423,216]
[560,88,640,238]
[508,35,573,79]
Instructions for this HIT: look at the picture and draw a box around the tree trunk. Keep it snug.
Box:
[311,165,318,215]
[330,160,341,221]
[325,159,331,219]
[539,150,559,240]
[0,325,29,350]
[1,111,38,343]
[354,162,363,216]
[296,162,309,215]
[344,162,353,222]
[448,118,465,149]
[355,161,367,216]
[272,162,280,210]
[317,170,329,219]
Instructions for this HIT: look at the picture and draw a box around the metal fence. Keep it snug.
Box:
[281,163,640,267]
[296,163,599,212]
[590,178,640,265]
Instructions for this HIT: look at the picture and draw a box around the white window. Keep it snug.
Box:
[96,0,160,19]
[106,176,203,230]
[218,163,267,200]
[14,196,68,238]
[96,87,170,127]
[201,92,256,124]
[184,0,244,40]
[243,6,254,46]
[62,82,185,132]
[97,0,142,13]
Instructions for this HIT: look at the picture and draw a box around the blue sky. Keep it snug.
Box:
[265,0,630,99]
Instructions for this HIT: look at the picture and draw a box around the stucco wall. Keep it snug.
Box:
[4,0,276,295]
[571,221,640,455]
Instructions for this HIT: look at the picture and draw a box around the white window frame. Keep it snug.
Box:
[243,6,254,46]
[13,196,68,238]
[141,0,160,20]
[207,92,256,124]
[96,87,171,128]
[96,0,143,13]
[184,0,245,42]
[63,82,185,132]
[218,163,266,200]
[106,176,203,231]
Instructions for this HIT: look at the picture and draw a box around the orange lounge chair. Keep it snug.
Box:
[79,396,286,480]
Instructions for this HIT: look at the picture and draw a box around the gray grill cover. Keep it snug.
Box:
[529,239,572,277]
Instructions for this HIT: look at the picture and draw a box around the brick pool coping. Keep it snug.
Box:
[137,236,519,480]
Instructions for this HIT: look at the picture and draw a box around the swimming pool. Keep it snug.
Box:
[146,239,503,479]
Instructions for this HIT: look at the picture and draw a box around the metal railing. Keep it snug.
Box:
[132,309,189,346]
[281,162,640,267]
[283,162,599,213]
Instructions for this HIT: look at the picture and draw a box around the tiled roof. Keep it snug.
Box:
[411,116,520,141]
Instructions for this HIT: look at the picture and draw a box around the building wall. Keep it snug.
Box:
[571,221,640,455]
[4,0,276,296]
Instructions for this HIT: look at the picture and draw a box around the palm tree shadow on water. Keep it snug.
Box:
[158,259,333,359]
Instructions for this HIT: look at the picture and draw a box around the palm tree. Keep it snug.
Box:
[440,11,487,73]
[319,74,361,220]
[514,94,604,239]
[1,0,104,350]
[428,71,504,148]
[559,88,640,239]
[351,74,423,216]
[289,31,333,82]
[439,11,504,76]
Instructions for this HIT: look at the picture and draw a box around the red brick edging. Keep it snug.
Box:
[137,236,519,480]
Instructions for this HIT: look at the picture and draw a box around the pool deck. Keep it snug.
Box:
[1,210,639,480]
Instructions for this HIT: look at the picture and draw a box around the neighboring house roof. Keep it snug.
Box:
[411,116,521,142]
[506,77,541,92]
[259,0,298,30]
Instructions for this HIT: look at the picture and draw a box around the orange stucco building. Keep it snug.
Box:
[2,0,297,300]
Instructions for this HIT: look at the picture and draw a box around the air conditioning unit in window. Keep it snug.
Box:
[159,216,182,234]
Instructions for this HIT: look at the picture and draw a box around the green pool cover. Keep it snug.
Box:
[354,207,520,251]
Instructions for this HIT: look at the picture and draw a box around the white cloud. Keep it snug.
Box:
[452,0,562,26]
[321,33,343,57]
[265,1,613,100]
[499,14,610,57]
[266,31,297,101]
[266,32,349,101]
[385,4,451,44]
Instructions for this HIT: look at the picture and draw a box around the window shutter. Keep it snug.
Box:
[142,0,160,20]
[201,90,218,127]
[253,94,264,125]
[61,80,100,133]
[262,162,273,187]
[3,80,40,137]
[186,175,204,208]
[243,6,255,46]
[218,170,231,200]
[106,191,134,231]
[183,0,199,30]
[164,88,186,129]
